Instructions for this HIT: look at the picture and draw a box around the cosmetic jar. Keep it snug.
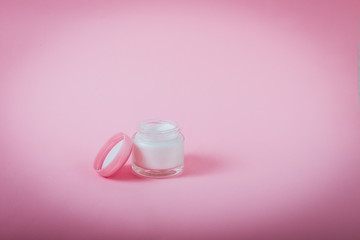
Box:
[93,119,184,178]
[132,119,184,178]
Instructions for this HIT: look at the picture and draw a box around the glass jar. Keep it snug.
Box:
[131,119,184,178]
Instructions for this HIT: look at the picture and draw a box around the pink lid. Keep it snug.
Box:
[94,132,133,177]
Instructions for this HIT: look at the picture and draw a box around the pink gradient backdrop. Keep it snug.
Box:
[1,1,359,239]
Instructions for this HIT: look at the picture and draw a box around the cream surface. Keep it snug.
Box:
[143,123,175,132]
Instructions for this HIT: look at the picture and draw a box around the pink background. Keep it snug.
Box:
[1,1,360,239]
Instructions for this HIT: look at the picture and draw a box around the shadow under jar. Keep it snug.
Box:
[131,119,184,178]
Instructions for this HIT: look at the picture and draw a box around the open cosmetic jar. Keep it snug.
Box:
[132,119,184,178]
[94,119,184,178]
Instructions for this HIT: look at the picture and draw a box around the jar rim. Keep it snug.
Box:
[136,119,180,135]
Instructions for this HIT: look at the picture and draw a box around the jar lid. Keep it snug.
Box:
[93,132,133,177]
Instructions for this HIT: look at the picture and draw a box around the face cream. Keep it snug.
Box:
[93,119,184,178]
[132,119,184,178]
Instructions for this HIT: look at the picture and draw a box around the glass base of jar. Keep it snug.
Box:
[132,163,184,178]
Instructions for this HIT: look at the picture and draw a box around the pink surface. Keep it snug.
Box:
[1,1,359,239]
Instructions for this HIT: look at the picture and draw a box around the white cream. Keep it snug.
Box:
[133,137,184,169]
